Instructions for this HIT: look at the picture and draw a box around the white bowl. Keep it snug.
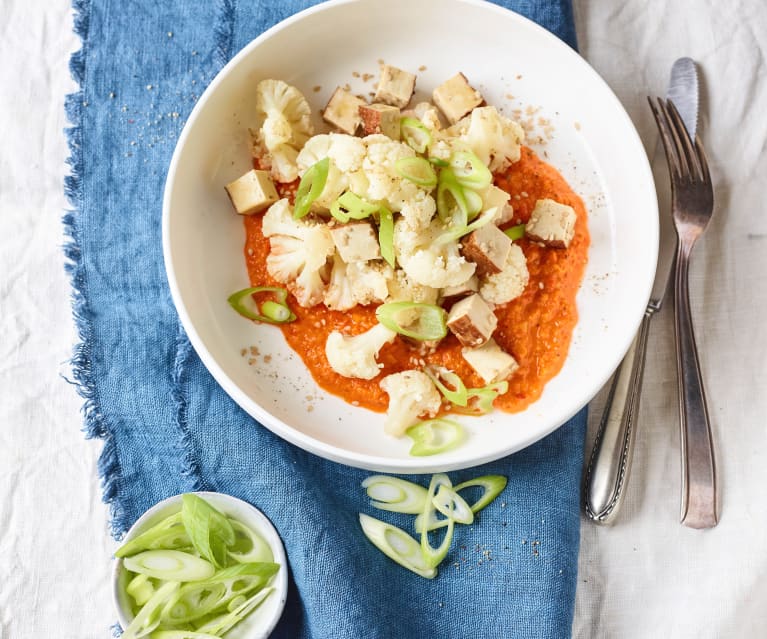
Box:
[112,492,288,638]
[163,0,657,472]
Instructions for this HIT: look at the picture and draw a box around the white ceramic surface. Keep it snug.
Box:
[112,492,288,638]
[163,0,658,473]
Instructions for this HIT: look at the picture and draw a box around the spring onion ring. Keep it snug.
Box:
[424,366,468,407]
[449,150,493,190]
[453,475,509,513]
[121,581,180,639]
[453,381,509,416]
[227,286,296,324]
[419,474,455,567]
[293,157,329,219]
[115,512,190,558]
[432,484,474,525]
[435,206,498,245]
[400,117,432,153]
[330,191,380,223]
[195,588,275,636]
[359,513,437,579]
[395,157,438,189]
[376,302,448,341]
[405,419,465,457]
[436,168,469,226]
[361,475,428,514]
[227,519,274,564]
[126,574,155,607]
[123,550,216,582]
[181,494,235,569]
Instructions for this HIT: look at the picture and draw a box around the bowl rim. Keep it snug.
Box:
[111,491,288,636]
[162,0,658,473]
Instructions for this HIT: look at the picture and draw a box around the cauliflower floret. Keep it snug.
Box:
[379,370,441,437]
[325,324,397,380]
[327,133,366,173]
[296,134,368,211]
[479,243,529,304]
[398,192,437,231]
[394,218,475,289]
[256,80,314,183]
[262,199,334,307]
[324,258,394,311]
[386,269,439,305]
[362,135,423,211]
[447,106,525,173]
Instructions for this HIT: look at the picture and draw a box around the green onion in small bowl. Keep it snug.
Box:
[112,492,288,639]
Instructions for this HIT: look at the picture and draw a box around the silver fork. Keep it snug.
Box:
[648,97,718,529]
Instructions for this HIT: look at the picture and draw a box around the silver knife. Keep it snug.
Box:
[583,58,699,524]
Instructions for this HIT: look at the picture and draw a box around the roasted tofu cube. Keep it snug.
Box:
[525,199,577,248]
[322,87,365,135]
[374,64,416,108]
[329,222,381,263]
[224,169,279,215]
[440,275,478,305]
[447,294,497,348]
[482,185,514,224]
[359,103,401,139]
[461,338,519,384]
[461,223,513,277]
[432,73,484,124]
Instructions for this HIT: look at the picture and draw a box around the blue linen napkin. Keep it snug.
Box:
[64,1,585,636]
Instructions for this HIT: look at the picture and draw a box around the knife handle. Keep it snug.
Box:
[674,239,718,529]
[583,310,653,524]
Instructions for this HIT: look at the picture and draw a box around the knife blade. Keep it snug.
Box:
[583,58,700,523]
[650,58,699,307]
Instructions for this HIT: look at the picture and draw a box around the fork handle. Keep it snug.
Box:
[583,310,652,523]
[674,238,718,528]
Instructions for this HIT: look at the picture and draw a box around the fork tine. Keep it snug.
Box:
[648,96,681,179]
[658,99,692,178]
[694,135,712,185]
[665,99,702,181]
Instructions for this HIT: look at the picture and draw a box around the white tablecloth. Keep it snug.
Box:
[1,1,764,637]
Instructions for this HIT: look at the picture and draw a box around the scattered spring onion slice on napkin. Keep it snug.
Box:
[414,474,507,532]
[419,474,456,567]
[358,514,437,579]
[362,475,428,514]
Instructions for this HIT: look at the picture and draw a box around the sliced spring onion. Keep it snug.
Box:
[378,204,395,268]
[436,169,469,226]
[424,366,468,407]
[428,156,449,168]
[435,206,498,246]
[160,562,279,625]
[406,419,465,457]
[375,302,447,341]
[504,223,526,241]
[293,157,329,219]
[361,475,428,514]
[115,512,191,558]
[126,573,155,607]
[400,117,431,153]
[121,581,180,639]
[123,550,215,582]
[195,588,275,636]
[464,188,483,221]
[395,157,438,189]
[330,191,379,223]
[449,150,493,190]
[432,484,474,525]
[453,380,509,416]
[151,632,221,639]
[227,286,296,324]
[453,475,508,514]
[358,513,437,579]
[419,474,455,567]
[181,494,235,569]
[227,519,274,564]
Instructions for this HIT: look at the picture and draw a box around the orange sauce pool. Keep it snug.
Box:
[243,146,589,413]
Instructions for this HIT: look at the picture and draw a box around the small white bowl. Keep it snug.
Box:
[112,492,288,638]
